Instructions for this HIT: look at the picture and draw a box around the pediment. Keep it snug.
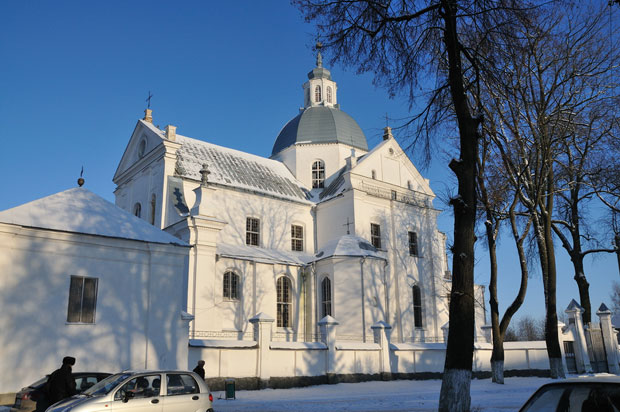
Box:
[113,120,166,183]
[352,138,434,197]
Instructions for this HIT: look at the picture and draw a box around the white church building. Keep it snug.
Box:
[112,52,487,348]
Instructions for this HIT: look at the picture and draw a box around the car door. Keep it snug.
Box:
[161,373,207,412]
[110,374,163,412]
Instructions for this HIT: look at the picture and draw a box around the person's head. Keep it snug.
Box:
[62,356,76,368]
[197,360,205,367]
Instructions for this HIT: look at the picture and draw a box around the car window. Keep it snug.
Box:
[114,374,161,400]
[84,373,132,396]
[522,383,620,412]
[75,376,99,392]
[166,373,199,396]
[521,386,570,411]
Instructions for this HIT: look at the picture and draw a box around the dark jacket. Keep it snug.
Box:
[47,364,76,404]
[192,365,205,380]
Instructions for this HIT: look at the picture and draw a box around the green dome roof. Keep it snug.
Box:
[272,106,368,156]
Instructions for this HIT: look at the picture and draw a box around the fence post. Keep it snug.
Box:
[597,303,620,374]
[319,315,339,383]
[565,299,592,373]
[249,312,274,388]
[371,321,393,380]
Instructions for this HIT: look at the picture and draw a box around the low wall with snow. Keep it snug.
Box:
[189,315,561,390]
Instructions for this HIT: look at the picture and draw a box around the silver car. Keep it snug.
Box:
[46,370,214,412]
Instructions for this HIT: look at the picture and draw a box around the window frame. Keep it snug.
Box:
[412,285,423,328]
[408,231,419,257]
[276,276,292,328]
[370,223,382,249]
[223,271,240,301]
[321,276,332,318]
[312,160,325,189]
[314,85,322,102]
[246,217,260,246]
[133,202,142,218]
[291,224,304,251]
[326,86,332,103]
[67,275,98,324]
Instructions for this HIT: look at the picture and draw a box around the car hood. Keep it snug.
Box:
[47,394,94,411]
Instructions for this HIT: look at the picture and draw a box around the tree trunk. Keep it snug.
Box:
[438,2,477,410]
[616,234,620,276]
[572,257,591,324]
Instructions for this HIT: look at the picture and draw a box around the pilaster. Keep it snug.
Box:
[250,313,275,387]
[371,321,393,380]
[597,303,620,374]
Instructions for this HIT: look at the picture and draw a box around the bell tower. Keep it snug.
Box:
[302,42,338,109]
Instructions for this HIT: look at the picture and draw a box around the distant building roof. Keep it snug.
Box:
[272,106,368,156]
[174,134,311,203]
[0,188,188,246]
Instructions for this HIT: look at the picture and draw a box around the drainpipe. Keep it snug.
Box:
[360,256,367,342]
[383,260,390,323]
[145,243,154,369]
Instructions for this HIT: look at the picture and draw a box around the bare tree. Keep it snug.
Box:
[293,1,543,409]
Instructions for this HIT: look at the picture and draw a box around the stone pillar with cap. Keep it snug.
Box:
[597,303,620,374]
[565,299,592,373]
[371,321,393,380]
[383,126,393,141]
[249,313,274,387]
[319,315,339,383]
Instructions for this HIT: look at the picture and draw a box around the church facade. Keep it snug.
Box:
[113,54,487,345]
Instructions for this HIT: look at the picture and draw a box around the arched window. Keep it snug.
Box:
[321,277,332,318]
[413,285,423,327]
[371,170,377,180]
[312,160,325,189]
[223,271,240,300]
[133,203,142,218]
[314,85,322,102]
[326,86,332,103]
[276,276,292,327]
[407,180,412,190]
[150,194,156,225]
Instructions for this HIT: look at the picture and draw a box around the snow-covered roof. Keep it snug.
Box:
[217,243,313,266]
[312,235,386,262]
[0,188,188,246]
[174,134,312,204]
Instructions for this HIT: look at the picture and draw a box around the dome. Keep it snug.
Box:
[272,106,368,156]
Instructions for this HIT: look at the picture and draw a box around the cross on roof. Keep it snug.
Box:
[146,91,153,109]
[343,217,354,235]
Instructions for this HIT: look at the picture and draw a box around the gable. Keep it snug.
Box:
[113,120,167,183]
[351,138,434,197]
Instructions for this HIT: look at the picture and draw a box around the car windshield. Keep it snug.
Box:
[83,373,132,396]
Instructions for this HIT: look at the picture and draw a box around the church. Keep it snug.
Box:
[112,50,487,346]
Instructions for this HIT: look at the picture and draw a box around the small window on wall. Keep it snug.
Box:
[371,170,377,180]
[277,276,292,328]
[150,194,156,226]
[413,285,423,328]
[408,232,418,256]
[326,86,332,103]
[321,277,332,318]
[312,160,325,188]
[246,217,260,246]
[133,203,142,218]
[223,271,240,300]
[67,276,98,323]
[291,225,304,251]
[370,223,381,249]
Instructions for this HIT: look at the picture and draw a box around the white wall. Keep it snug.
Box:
[0,224,189,393]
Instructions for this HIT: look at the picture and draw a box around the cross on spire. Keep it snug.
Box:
[146,91,154,109]
[343,217,354,235]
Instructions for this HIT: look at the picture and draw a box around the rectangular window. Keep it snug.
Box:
[291,225,304,251]
[246,217,260,246]
[67,276,98,323]
[408,231,418,256]
[370,223,381,249]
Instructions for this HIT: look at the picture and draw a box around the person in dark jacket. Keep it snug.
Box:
[192,360,205,380]
[47,356,77,404]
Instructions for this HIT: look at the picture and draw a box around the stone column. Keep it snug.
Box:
[371,321,393,380]
[249,313,274,388]
[597,303,620,374]
[319,315,339,383]
[565,299,592,373]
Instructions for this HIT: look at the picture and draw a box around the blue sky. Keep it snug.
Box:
[1,1,617,324]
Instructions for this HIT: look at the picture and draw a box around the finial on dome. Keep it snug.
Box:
[383,126,393,140]
[77,166,85,187]
[199,163,211,186]
[315,41,323,68]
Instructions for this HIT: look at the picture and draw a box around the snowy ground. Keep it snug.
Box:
[209,377,555,412]
[2,376,586,412]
